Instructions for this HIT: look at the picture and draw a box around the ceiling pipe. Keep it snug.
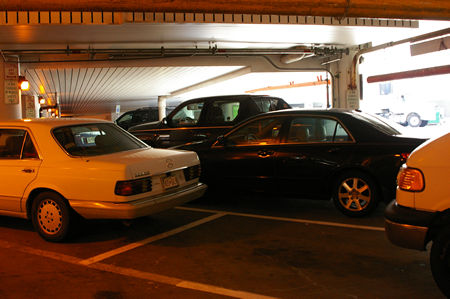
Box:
[3,47,321,56]
[280,54,307,64]
[349,27,450,89]
[169,66,252,97]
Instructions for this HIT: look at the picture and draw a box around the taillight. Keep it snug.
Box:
[115,177,152,196]
[183,165,201,181]
[397,165,424,192]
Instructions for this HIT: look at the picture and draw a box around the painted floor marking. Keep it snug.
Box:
[79,212,227,266]
[176,206,385,232]
[0,239,276,299]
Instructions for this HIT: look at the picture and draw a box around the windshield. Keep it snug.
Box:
[353,112,404,136]
[53,123,147,156]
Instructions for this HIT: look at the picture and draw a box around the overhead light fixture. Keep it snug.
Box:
[18,76,29,91]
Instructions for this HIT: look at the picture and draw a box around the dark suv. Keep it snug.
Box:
[115,106,176,130]
[128,95,291,148]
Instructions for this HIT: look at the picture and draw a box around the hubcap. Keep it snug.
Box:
[409,116,420,127]
[37,199,62,235]
[338,177,371,211]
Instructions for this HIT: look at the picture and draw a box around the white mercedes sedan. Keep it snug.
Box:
[0,118,207,242]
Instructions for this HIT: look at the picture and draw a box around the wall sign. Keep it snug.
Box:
[4,63,19,104]
[346,89,359,110]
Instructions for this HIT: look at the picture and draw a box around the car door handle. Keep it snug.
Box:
[258,150,274,158]
[22,168,35,173]
[328,147,341,153]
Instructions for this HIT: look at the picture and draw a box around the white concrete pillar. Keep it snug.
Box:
[158,96,167,120]
[329,49,360,109]
[0,60,22,119]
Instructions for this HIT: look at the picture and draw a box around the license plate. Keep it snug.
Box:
[161,175,178,190]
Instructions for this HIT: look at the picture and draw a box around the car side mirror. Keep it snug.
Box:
[215,135,227,146]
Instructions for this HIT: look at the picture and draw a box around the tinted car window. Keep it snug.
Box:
[0,129,26,159]
[53,123,147,156]
[22,133,39,159]
[286,116,350,143]
[227,117,283,146]
[116,108,164,130]
[204,100,240,126]
[170,101,205,127]
[353,112,402,135]
[253,97,287,112]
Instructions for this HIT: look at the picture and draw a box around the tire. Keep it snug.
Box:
[31,191,71,242]
[407,113,421,127]
[430,225,450,297]
[332,171,379,217]
[420,120,428,127]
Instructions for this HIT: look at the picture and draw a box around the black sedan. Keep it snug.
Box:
[175,109,427,217]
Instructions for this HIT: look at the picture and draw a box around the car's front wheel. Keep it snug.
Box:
[31,192,71,242]
[332,171,378,217]
[430,225,450,297]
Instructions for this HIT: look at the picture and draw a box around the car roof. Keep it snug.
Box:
[246,108,356,117]
[0,118,111,128]
[184,94,284,102]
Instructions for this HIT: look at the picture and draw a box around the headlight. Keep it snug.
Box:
[397,165,425,192]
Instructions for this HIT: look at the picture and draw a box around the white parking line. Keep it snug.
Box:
[0,206,385,298]
[0,239,276,299]
[79,212,227,266]
[176,206,385,232]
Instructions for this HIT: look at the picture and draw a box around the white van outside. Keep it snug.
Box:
[385,132,450,297]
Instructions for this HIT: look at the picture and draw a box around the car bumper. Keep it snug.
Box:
[69,182,207,219]
[384,201,435,250]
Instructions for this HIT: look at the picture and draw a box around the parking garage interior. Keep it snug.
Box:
[0,1,449,298]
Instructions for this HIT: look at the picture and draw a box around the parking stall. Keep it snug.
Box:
[0,195,442,298]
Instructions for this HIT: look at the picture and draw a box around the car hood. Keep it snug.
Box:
[407,132,450,168]
[82,148,199,179]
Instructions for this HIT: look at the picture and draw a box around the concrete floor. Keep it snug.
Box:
[0,194,445,298]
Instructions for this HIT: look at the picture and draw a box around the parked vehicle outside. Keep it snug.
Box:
[385,132,450,297]
[175,109,426,217]
[0,118,206,241]
[128,95,291,148]
[375,101,443,127]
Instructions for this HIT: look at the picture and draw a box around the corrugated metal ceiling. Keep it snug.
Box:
[23,66,243,115]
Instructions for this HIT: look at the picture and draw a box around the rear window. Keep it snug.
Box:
[253,98,290,113]
[53,123,147,156]
[353,112,403,136]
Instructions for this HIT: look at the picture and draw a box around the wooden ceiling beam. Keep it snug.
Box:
[0,0,449,21]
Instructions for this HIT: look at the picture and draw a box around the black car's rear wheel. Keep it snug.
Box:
[332,171,378,217]
[430,225,450,297]
[31,191,71,242]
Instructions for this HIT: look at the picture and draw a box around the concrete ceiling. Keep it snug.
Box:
[0,9,448,116]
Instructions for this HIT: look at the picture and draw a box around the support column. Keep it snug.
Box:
[329,49,360,110]
[0,60,22,119]
[158,96,167,120]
